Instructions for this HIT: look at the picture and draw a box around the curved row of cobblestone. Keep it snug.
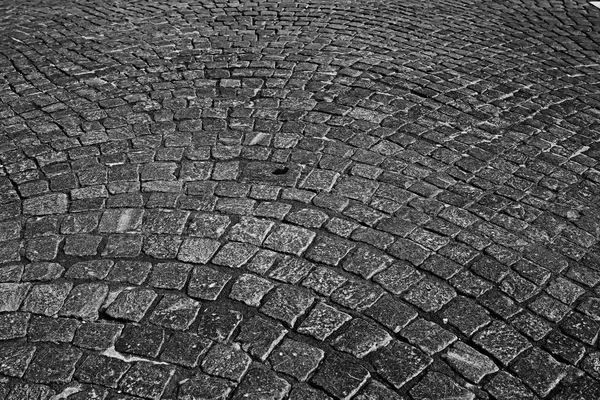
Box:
[1,0,600,399]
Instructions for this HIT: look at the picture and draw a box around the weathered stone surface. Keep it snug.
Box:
[21,282,73,316]
[23,194,68,215]
[59,283,108,320]
[236,316,288,361]
[510,348,568,397]
[311,355,370,400]
[270,338,324,381]
[372,341,432,390]
[260,285,314,327]
[444,341,499,383]
[188,265,231,301]
[105,288,157,322]
[229,273,275,307]
[0,342,36,378]
[231,366,291,400]
[24,345,82,384]
[119,362,175,400]
[178,237,221,263]
[75,354,131,388]
[178,373,234,400]
[473,321,531,365]
[201,343,252,382]
[298,302,352,340]
[402,318,457,355]
[149,293,200,331]
[331,318,392,358]
[0,282,31,312]
[263,224,316,255]
[410,372,475,400]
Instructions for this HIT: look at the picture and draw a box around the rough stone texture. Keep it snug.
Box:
[410,372,475,400]
[201,343,252,382]
[269,338,325,381]
[371,341,432,390]
[3,0,600,397]
[311,355,370,400]
[444,341,499,383]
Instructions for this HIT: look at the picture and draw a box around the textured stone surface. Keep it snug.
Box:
[2,0,600,397]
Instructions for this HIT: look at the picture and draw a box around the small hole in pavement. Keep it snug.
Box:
[272,167,289,175]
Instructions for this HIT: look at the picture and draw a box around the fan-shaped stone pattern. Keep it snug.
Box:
[0,0,599,398]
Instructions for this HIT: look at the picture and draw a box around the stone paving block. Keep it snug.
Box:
[268,255,315,284]
[510,348,568,397]
[75,354,131,388]
[371,341,432,390]
[401,318,457,355]
[365,295,418,333]
[269,338,324,381]
[178,237,221,264]
[227,216,274,245]
[342,246,393,279]
[115,323,166,358]
[373,262,422,295]
[546,277,586,305]
[311,355,370,400]
[402,276,456,312]
[444,341,499,383]
[188,265,231,301]
[229,273,275,307]
[288,385,333,400]
[305,235,355,266]
[528,294,571,322]
[25,235,61,261]
[178,373,234,400]
[0,342,36,378]
[237,316,288,361]
[231,366,291,400]
[560,311,600,345]
[102,234,143,257]
[24,345,82,384]
[65,260,113,280]
[143,209,190,234]
[5,383,55,400]
[484,371,538,400]
[148,262,193,290]
[27,315,80,343]
[543,330,586,364]
[73,322,123,350]
[21,282,72,316]
[410,372,474,400]
[197,305,242,342]
[98,208,143,233]
[201,343,252,382]
[22,262,64,281]
[23,193,68,215]
[160,332,212,368]
[143,235,183,259]
[473,320,531,365]
[441,296,491,336]
[149,294,200,331]
[105,288,157,322]
[119,361,175,400]
[0,282,31,312]
[331,280,384,311]
[0,264,23,282]
[264,223,316,255]
[354,380,406,400]
[63,234,102,256]
[59,282,108,320]
[106,261,152,285]
[212,241,258,268]
[331,318,392,358]
[260,285,314,327]
[302,266,347,296]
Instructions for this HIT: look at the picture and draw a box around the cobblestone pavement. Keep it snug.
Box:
[1,0,600,398]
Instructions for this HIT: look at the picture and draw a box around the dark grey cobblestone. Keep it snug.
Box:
[1,0,600,397]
